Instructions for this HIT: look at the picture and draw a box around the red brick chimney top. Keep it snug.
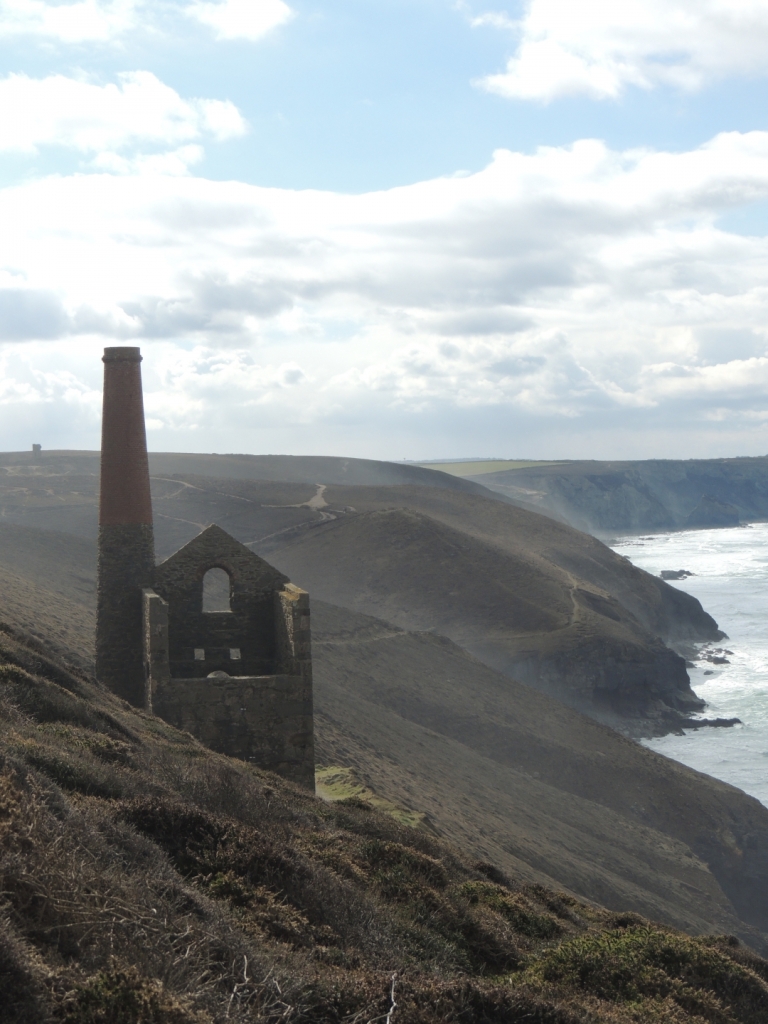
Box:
[99,346,153,526]
[103,347,142,363]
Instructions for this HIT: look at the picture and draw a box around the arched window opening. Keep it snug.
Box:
[203,568,232,612]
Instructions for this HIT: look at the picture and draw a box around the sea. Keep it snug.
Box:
[612,525,768,808]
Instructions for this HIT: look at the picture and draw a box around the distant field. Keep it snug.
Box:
[417,459,565,477]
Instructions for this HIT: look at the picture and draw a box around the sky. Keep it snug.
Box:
[3,1,768,460]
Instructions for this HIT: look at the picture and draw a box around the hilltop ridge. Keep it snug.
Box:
[0,451,722,733]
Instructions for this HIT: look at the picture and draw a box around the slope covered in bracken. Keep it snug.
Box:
[1,521,768,947]
[3,623,768,1023]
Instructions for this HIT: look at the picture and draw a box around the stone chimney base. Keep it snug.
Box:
[96,523,155,706]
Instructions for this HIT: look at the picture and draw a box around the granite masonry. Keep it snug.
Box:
[96,346,314,789]
[144,525,314,788]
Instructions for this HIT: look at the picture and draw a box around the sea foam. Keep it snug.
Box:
[613,525,768,807]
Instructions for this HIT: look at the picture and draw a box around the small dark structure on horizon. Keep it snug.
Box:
[95,347,314,789]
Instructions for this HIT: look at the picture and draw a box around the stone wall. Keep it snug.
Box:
[142,527,315,790]
[276,583,312,681]
[152,524,288,678]
[143,587,170,703]
[96,523,155,706]
[152,671,314,788]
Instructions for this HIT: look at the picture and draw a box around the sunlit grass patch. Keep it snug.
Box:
[316,764,435,830]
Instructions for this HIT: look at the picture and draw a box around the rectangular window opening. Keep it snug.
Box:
[230,648,241,660]
[194,648,205,661]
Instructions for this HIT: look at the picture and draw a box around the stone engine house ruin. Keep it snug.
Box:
[95,346,314,789]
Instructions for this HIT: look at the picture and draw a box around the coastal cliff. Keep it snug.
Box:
[469,456,768,535]
[268,491,723,736]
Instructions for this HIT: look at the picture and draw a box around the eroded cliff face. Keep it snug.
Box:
[473,456,768,535]
[267,499,723,737]
[495,643,701,733]
[462,588,708,737]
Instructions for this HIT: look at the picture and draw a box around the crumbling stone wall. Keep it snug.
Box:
[149,663,313,788]
[276,584,312,681]
[143,525,314,789]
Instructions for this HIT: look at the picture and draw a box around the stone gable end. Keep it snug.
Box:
[143,523,314,789]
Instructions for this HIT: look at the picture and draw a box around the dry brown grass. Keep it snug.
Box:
[0,619,766,1022]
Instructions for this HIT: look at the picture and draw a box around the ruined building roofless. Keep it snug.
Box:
[95,346,315,789]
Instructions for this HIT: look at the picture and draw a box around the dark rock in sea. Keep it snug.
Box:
[685,495,740,528]
[700,647,731,665]
[660,569,695,580]
[680,717,741,730]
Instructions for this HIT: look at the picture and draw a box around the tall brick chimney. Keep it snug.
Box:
[96,346,155,705]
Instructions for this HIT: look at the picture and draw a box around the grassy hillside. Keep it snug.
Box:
[0,522,767,953]
[315,483,716,643]
[0,451,720,731]
[415,460,565,475]
[310,602,768,941]
[265,494,717,731]
[4,622,768,1022]
[0,521,96,669]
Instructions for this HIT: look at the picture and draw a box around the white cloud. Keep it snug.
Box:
[186,0,292,41]
[4,131,768,455]
[0,0,137,42]
[0,72,246,154]
[474,0,768,101]
[93,145,206,176]
[0,0,293,44]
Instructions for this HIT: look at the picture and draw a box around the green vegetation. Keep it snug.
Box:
[517,925,768,1021]
[0,620,768,1021]
[315,764,434,830]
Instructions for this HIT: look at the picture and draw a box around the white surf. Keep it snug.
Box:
[613,524,768,807]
